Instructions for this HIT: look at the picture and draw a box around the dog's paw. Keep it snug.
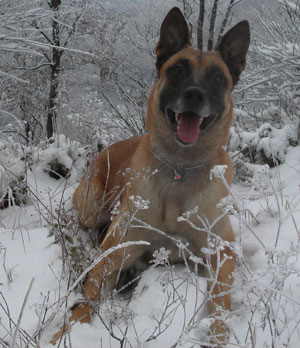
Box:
[50,303,93,345]
[209,319,230,347]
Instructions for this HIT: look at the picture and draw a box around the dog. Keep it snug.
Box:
[51,7,250,346]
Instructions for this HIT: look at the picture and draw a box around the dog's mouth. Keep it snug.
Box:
[166,108,217,145]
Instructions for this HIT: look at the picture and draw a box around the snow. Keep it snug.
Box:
[277,0,299,12]
[1,138,300,347]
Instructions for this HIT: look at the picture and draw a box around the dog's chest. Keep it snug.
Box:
[137,170,214,231]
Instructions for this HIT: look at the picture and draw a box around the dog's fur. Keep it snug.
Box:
[52,7,250,346]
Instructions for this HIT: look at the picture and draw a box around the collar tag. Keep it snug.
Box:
[174,164,184,180]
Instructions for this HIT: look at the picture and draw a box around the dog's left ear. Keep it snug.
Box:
[155,7,190,74]
[215,20,250,85]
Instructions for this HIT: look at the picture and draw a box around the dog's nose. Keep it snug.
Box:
[182,86,204,107]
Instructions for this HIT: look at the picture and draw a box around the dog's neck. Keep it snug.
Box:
[151,149,209,180]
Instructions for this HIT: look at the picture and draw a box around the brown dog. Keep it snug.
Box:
[51,7,250,346]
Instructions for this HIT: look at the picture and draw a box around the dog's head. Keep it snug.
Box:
[147,7,250,153]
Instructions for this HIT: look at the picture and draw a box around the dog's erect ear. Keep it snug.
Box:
[215,20,250,85]
[155,7,190,73]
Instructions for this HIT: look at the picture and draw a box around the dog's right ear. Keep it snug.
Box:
[155,7,190,74]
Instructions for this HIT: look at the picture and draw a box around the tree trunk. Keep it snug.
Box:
[197,0,205,50]
[217,0,236,43]
[46,62,60,138]
[46,0,61,139]
[207,0,219,51]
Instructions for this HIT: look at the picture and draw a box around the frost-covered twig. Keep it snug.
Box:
[11,278,35,348]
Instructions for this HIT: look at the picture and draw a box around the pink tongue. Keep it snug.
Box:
[177,113,201,144]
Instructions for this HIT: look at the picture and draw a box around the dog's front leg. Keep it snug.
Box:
[51,216,145,345]
[205,244,235,347]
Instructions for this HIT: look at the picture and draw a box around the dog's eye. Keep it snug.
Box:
[171,65,183,76]
[212,73,223,83]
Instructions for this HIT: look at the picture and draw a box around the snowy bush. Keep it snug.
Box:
[235,0,300,130]
[229,119,298,174]
[230,0,300,179]
[0,136,27,208]
[0,133,90,210]
[32,134,90,183]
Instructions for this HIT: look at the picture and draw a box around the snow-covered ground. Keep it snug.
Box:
[1,136,300,348]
